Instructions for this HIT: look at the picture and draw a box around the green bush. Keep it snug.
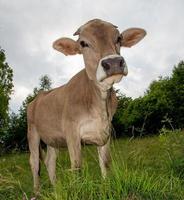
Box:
[113,61,184,137]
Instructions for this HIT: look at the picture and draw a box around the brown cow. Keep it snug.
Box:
[27,19,146,192]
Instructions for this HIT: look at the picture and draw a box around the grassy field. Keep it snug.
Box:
[1,129,184,200]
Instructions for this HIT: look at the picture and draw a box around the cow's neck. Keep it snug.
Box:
[98,88,111,122]
[69,69,113,121]
[90,77,112,122]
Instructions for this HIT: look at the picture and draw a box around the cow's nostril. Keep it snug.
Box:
[120,60,123,67]
[120,58,125,68]
[102,60,110,71]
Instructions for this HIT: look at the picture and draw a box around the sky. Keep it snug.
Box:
[0,0,184,113]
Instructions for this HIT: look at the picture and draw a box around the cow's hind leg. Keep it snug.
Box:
[44,146,57,184]
[28,126,40,193]
[97,139,111,178]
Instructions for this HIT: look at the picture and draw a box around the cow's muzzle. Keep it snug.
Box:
[96,54,128,82]
[102,56,127,76]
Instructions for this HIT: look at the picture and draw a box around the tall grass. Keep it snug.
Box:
[0,130,184,199]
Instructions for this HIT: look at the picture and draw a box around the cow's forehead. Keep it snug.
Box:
[76,19,119,40]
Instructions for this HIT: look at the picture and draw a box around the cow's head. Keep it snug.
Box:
[53,19,146,89]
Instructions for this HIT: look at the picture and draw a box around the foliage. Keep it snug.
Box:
[112,91,132,137]
[39,75,52,91]
[113,61,184,136]
[0,47,13,148]
[0,48,13,97]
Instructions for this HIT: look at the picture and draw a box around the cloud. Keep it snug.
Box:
[0,0,183,112]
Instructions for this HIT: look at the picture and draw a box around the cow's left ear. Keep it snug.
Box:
[120,28,146,48]
[53,37,81,56]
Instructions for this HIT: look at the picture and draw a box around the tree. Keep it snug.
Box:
[0,47,13,140]
[164,61,184,129]
[39,75,52,91]
[112,91,132,137]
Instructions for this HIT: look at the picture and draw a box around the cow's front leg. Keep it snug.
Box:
[97,138,111,178]
[67,135,82,170]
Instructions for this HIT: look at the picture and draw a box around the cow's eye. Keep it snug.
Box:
[80,41,89,48]
[116,36,122,44]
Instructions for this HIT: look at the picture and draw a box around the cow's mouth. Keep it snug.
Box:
[100,74,124,85]
[101,69,128,82]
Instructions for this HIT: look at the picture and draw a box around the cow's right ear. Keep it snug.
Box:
[53,38,81,56]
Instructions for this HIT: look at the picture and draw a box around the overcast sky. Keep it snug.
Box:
[0,0,184,113]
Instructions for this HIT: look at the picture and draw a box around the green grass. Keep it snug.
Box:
[1,129,184,199]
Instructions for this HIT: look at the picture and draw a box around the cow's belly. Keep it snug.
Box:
[79,117,110,146]
[37,123,67,148]
[40,132,67,148]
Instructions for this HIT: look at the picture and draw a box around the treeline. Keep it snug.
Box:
[0,47,184,153]
[113,61,184,137]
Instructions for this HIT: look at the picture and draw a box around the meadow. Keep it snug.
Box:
[1,129,184,200]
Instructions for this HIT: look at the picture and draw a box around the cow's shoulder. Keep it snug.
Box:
[27,89,57,120]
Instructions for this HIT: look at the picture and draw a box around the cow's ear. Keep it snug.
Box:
[53,38,81,55]
[120,28,146,48]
